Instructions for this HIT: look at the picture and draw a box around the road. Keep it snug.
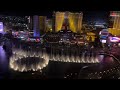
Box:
[78,46,120,79]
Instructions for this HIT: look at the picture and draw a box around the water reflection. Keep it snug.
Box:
[0,46,9,75]
[0,46,6,62]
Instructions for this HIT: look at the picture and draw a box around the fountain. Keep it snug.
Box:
[9,48,49,72]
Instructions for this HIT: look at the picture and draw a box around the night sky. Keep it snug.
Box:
[0,11,110,23]
[83,11,109,23]
[1,0,110,22]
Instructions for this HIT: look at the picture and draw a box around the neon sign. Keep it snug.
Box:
[110,37,120,42]
[101,40,106,43]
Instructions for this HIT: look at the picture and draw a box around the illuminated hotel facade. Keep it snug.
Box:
[46,19,52,32]
[109,11,120,36]
[33,15,40,37]
[53,11,83,33]
[29,16,47,37]
[39,16,47,35]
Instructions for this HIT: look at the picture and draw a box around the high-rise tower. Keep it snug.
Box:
[29,15,46,37]
[109,11,120,36]
[53,11,83,33]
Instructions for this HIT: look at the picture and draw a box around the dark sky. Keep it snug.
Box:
[0,0,116,23]
[0,11,110,23]
[83,11,110,23]
[0,0,110,21]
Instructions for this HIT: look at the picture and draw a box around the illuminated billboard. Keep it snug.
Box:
[110,11,120,17]
[101,40,106,43]
[100,29,109,39]
[0,22,3,33]
[110,37,120,42]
